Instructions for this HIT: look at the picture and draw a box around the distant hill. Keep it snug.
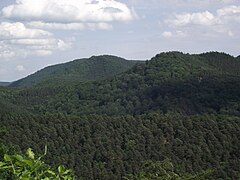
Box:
[10,51,240,115]
[10,55,141,87]
[0,82,10,86]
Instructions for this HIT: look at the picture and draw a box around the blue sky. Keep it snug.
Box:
[0,0,240,81]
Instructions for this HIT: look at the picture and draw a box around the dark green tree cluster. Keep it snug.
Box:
[200,52,240,76]
[1,113,239,179]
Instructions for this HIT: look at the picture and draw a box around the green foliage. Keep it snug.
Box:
[0,146,75,180]
[125,159,213,180]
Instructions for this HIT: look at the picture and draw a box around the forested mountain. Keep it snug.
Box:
[0,82,10,87]
[0,51,240,179]
[9,52,240,116]
[10,55,140,87]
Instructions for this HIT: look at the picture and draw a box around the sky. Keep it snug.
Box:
[0,0,239,81]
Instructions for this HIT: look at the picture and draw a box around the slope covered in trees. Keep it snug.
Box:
[9,52,240,116]
[1,112,239,179]
[0,51,240,179]
[200,52,240,76]
[0,87,24,114]
[10,55,141,87]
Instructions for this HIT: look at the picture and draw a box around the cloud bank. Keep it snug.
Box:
[0,22,52,39]
[164,5,240,37]
[27,22,113,30]
[167,5,240,27]
[0,0,135,59]
[0,22,70,59]
[2,0,134,23]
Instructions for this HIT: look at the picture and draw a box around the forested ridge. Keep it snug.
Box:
[0,51,240,179]
[10,55,141,88]
[6,52,240,116]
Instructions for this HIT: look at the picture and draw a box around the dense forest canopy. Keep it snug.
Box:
[0,51,239,179]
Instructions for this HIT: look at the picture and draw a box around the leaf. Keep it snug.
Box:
[23,159,33,167]
[44,145,48,156]
[4,154,11,162]
[0,165,12,169]
[38,145,48,161]
[58,165,65,174]
[63,169,72,175]
[0,162,6,167]
[42,178,50,180]
[20,177,31,180]
[21,170,31,178]
[15,154,24,162]
[26,148,35,160]
[47,170,56,176]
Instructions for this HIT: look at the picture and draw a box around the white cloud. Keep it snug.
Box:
[162,31,173,38]
[0,22,52,39]
[165,5,240,37]
[27,21,112,30]
[0,39,70,59]
[167,11,219,26]
[0,0,135,62]
[0,50,16,59]
[217,5,240,16]
[2,0,135,23]
[7,38,70,50]
[0,22,71,60]
[162,31,186,38]
[0,42,54,60]
[167,5,240,27]
[16,65,25,72]
[217,5,240,23]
